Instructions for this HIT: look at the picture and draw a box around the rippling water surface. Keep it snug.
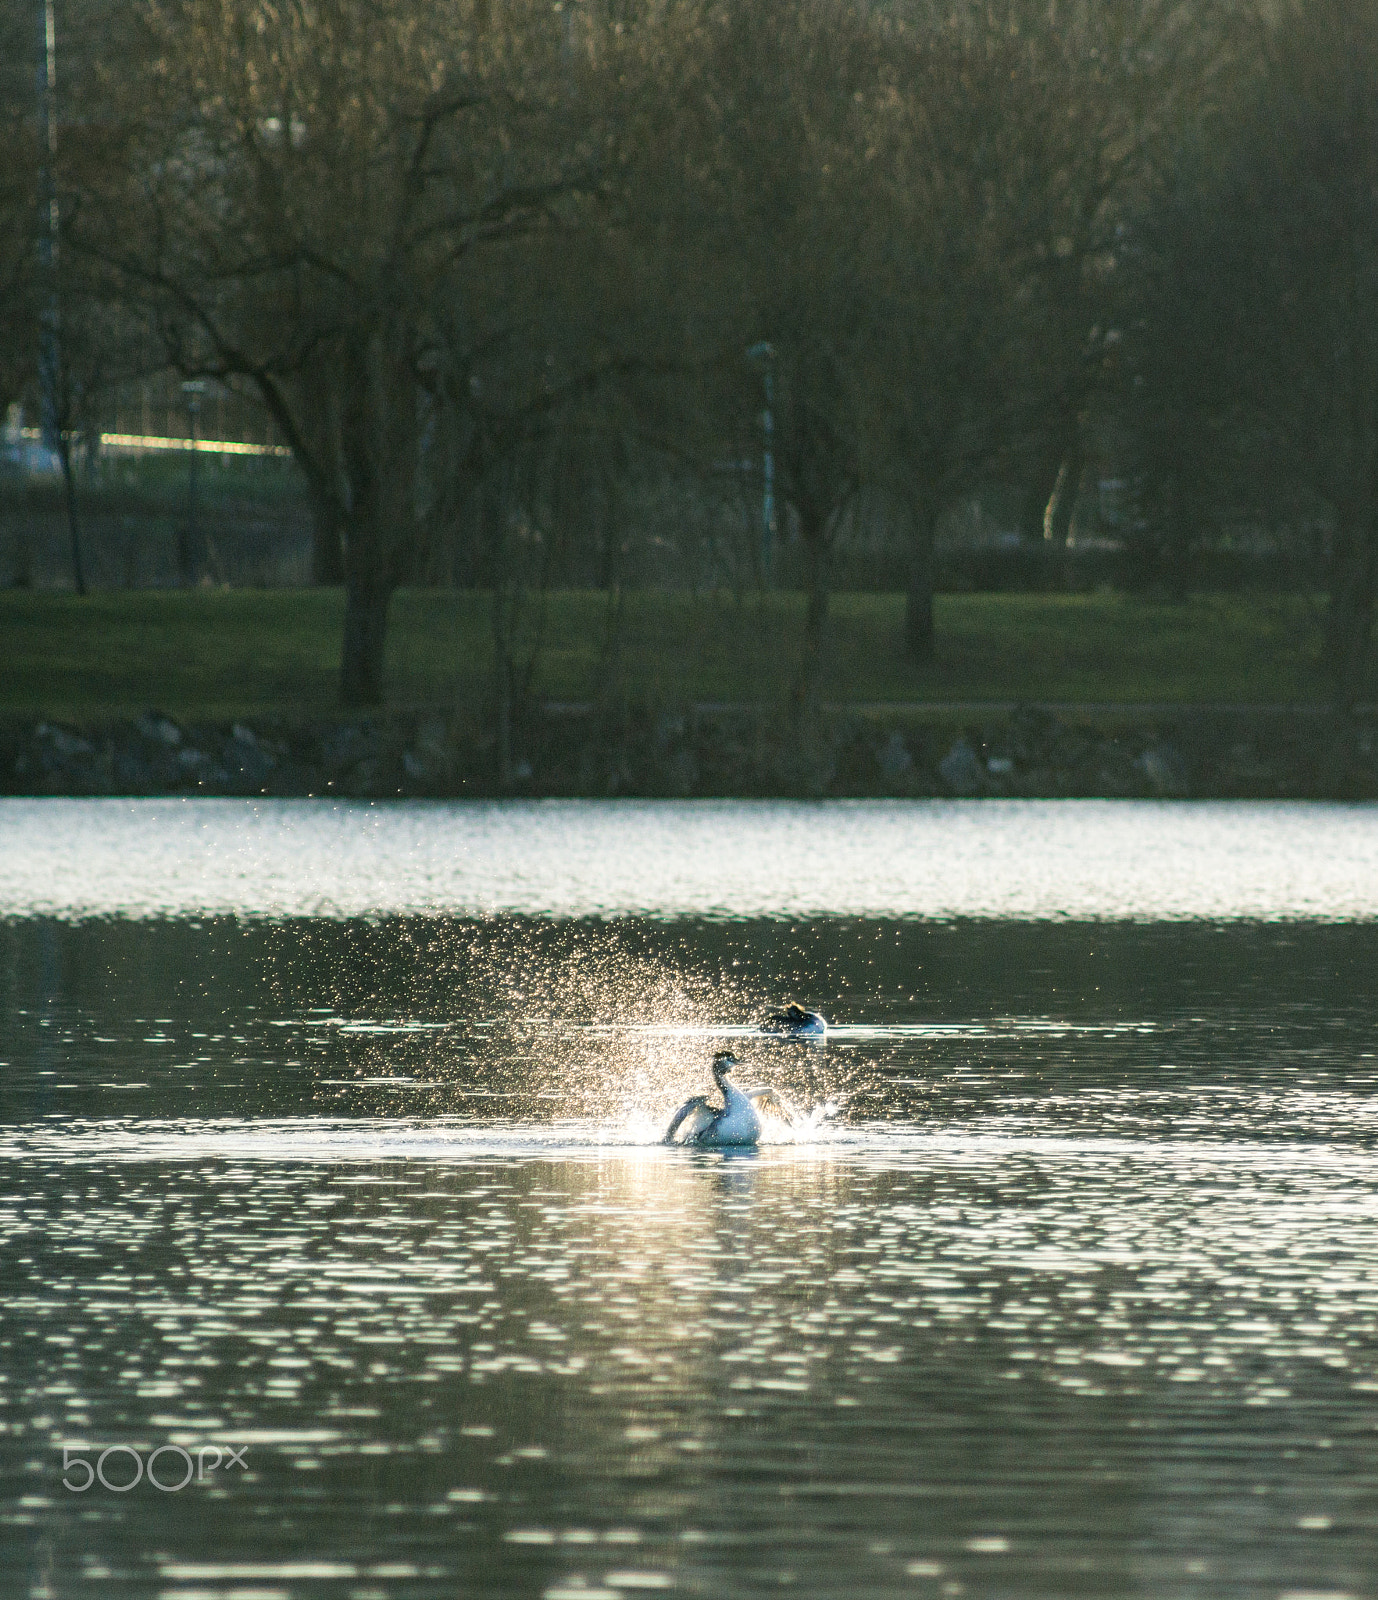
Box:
[2,796,1378,920]
[3,799,1378,1600]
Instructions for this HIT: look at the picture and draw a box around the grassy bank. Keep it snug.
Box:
[0,587,1350,723]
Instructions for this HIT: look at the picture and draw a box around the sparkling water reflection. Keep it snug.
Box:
[7,1108,1378,1600]
[1,796,1377,920]
[2,807,1378,1599]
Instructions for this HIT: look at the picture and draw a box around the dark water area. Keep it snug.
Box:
[3,914,1378,1129]
[3,800,1378,1599]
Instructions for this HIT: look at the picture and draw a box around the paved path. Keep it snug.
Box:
[543,700,1375,718]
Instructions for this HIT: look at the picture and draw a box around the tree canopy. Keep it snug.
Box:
[1,0,1373,708]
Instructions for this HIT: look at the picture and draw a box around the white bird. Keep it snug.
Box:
[662,1049,798,1147]
[760,1003,828,1040]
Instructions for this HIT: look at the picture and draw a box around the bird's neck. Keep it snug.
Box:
[714,1070,746,1109]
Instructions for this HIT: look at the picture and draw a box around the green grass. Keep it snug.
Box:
[0,587,1353,724]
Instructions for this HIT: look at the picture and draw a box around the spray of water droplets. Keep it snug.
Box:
[264,916,852,1133]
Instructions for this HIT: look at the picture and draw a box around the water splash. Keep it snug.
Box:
[266,916,855,1126]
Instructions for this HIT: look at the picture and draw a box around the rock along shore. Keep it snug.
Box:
[2,703,1376,800]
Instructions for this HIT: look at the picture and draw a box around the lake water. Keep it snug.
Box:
[2,799,1378,1600]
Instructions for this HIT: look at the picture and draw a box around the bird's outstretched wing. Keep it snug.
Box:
[663,1095,715,1144]
[746,1086,799,1125]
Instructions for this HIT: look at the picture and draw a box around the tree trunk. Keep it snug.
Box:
[1325,507,1376,710]
[311,497,346,585]
[341,579,392,707]
[340,524,393,706]
[56,435,86,596]
[1043,443,1082,590]
[904,500,937,662]
[335,324,415,707]
[1019,444,1066,546]
[790,505,830,719]
[1020,400,1082,553]
[1162,473,1190,601]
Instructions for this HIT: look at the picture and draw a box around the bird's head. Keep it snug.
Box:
[711,1049,740,1078]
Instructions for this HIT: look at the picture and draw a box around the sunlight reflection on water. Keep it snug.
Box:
[1,795,1376,920]
[4,832,1378,1596]
[7,1108,1378,1598]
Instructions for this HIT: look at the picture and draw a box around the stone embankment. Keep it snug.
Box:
[3,703,1376,800]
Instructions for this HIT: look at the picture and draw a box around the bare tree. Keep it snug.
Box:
[72,0,590,703]
[1128,0,1378,704]
[0,0,36,414]
[951,0,1254,579]
[613,0,1026,704]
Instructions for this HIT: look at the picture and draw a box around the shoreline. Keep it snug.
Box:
[3,703,1376,801]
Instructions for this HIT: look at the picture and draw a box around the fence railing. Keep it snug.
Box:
[11,425,292,461]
